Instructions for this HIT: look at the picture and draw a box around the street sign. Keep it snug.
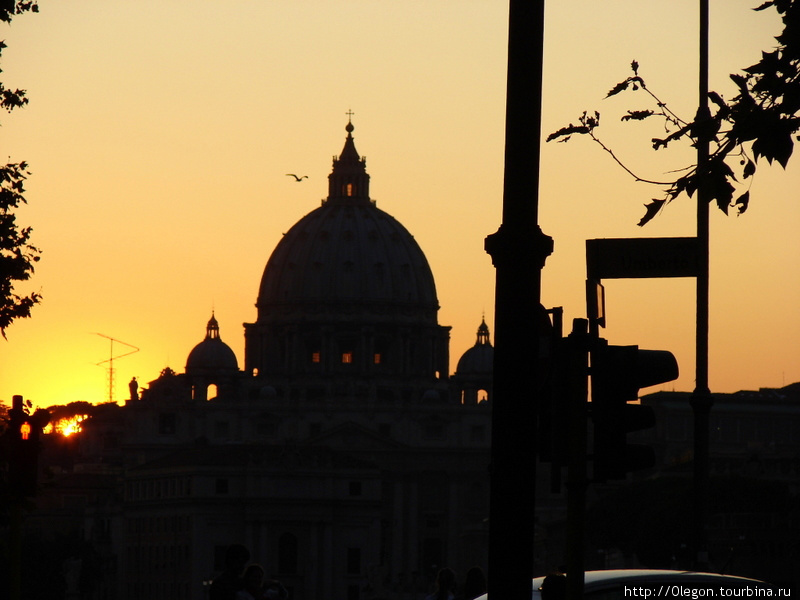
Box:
[587,237,699,280]
[586,279,605,328]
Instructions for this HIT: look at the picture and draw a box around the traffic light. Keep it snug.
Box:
[537,333,572,492]
[6,395,50,498]
[590,340,678,481]
[538,318,591,493]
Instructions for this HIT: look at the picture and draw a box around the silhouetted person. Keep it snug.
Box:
[539,572,567,600]
[263,574,288,600]
[210,544,251,600]
[129,377,138,401]
[426,567,456,600]
[236,564,264,600]
[463,566,487,600]
[234,563,288,600]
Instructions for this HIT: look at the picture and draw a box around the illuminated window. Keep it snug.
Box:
[373,353,381,364]
[311,352,321,363]
[346,183,354,196]
[20,422,31,440]
[342,352,353,364]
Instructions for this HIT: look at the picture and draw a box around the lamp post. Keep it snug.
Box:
[692,0,713,571]
[485,1,551,598]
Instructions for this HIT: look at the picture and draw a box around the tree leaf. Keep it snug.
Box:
[729,73,750,94]
[546,123,590,143]
[753,2,775,11]
[638,199,666,227]
[621,110,654,122]
[710,175,736,214]
[751,119,796,167]
[652,123,692,150]
[605,79,630,98]
[734,191,750,214]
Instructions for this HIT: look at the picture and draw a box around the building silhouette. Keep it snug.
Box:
[17,121,799,598]
[75,121,494,600]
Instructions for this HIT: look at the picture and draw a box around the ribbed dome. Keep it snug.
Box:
[257,201,438,317]
[186,314,239,373]
[455,319,493,375]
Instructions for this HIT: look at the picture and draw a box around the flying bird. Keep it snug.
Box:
[286,174,308,182]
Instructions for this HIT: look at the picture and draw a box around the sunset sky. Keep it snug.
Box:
[1,1,798,409]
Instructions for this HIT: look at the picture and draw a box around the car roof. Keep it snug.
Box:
[580,569,767,586]
[522,569,769,598]
[474,569,772,600]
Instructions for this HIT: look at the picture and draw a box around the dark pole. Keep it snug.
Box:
[691,0,713,572]
[9,395,24,600]
[485,1,552,598]
[565,319,589,600]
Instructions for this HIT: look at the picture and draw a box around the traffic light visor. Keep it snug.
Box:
[636,349,679,390]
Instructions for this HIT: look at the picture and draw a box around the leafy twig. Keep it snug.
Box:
[547,0,800,227]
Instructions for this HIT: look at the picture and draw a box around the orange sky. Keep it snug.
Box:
[0,1,798,409]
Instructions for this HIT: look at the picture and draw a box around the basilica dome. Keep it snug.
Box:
[243,120,450,388]
[255,122,438,322]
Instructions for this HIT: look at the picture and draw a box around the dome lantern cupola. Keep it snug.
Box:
[205,313,221,340]
[475,318,491,347]
[327,117,370,204]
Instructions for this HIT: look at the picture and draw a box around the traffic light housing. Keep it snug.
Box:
[538,335,570,466]
[6,395,50,498]
[590,340,678,481]
[538,317,591,493]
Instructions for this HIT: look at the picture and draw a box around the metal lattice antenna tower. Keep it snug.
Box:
[95,333,139,403]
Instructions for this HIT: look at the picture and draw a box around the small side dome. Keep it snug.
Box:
[455,318,493,376]
[186,313,239,373]
[454,318,493,405]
